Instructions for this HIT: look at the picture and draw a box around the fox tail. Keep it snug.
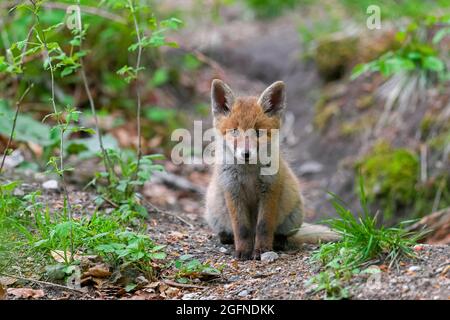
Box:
[288,222,341,246]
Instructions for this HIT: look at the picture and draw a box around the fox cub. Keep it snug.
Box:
[205,79,339,260]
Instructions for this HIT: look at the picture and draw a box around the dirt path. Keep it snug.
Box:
[148,194,450,300]
[2,164,449,300]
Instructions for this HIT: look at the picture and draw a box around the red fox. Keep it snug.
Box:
[205,79,339,260]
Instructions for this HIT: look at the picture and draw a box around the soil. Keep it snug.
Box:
[2,180,449,300]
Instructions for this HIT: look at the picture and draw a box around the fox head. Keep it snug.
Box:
[210,79,285,164]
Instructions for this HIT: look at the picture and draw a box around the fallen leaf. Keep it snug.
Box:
[128,290,158,300]
[164,287,180,298]
[379,264,389,272]
[50,250,75,263]
[169,231,186,240]
[0,276,17,286]
[83,264,111,278]
[7,288,45,299]
[56,292,72,300]
[0,285,5,300]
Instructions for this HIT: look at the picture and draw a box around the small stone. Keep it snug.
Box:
[3,150,24,168]
[408,266,421,272]
[219,247,228,253]
[182,293,199,300]
[298,161,323,175]
[260,251,279,262]
[238,290,248,297]
[135,276,149,285]
[45,264,66,280]
[42,179,59,190]
[13,188,25,197]
[228,275,239,282]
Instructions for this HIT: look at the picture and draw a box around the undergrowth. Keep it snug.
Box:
[308,175,427,299]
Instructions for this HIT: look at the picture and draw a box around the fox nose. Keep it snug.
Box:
[242,150,250,160]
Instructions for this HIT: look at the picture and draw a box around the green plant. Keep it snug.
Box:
[308,175,426,299]
[173,254,222,284]
[0,179,168,280]
[89,149,164,207]
[242,0,305,18]
[357,142,419,218]
[95,231,166,277]
[351,14,450,82]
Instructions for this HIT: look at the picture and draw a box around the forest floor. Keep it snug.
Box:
[2,168,449,300]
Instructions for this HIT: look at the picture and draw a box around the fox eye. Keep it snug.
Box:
[230,128,239,137]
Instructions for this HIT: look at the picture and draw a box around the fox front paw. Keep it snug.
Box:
[252,245,272,260]
[233,249,253,261]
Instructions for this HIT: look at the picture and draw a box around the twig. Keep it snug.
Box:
[101,196,119,208]
[420,144,427,183]
[128,0,144,189]
[1,1,126,25]
[31,1,74,259]
[152,171,205,194]
[137,193,195,229]
[432,178,445,213]
[0,272,84,293]
[163,279,207,290]
[76,2,114,185]
[0,84,33,173]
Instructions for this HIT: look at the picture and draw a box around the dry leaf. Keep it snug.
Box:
[50,250,80,263]
[0,285,5,300]
[83,265,111,278]
[0,276,17,286]
[169,231,186,240]
[164,287,180,298]
[7,288,45,299]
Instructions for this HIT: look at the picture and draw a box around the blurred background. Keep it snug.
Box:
[1,0,449,243]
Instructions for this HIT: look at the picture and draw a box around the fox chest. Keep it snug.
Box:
[219,166,273,210]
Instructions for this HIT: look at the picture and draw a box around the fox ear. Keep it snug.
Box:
[258,81,286,116]
[211,79,235,116]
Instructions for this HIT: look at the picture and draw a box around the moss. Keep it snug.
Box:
[428,128,450,153]
[314,101,340,131]
[340,114,376,137]
[315,35,358,81]
[355,94,374,110]
[357,142,419,218]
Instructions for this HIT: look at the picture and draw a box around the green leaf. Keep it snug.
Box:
[61,67,74,77]
[432,27,450,44]
[151,68,169,87]
[151,252,167,260]
[423,56,445,72]
[125,283,137,292]
[160,17,183,30]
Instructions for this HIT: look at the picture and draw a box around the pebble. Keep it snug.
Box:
[408,266,421,272]
[219,247,228,253]
[260,251,279,262]
[42,179,59,190]
[238,290,249,297]
[298,161,323,175]
[182,293,199,300]
[228,275,239,282]
[13,188,25,197]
